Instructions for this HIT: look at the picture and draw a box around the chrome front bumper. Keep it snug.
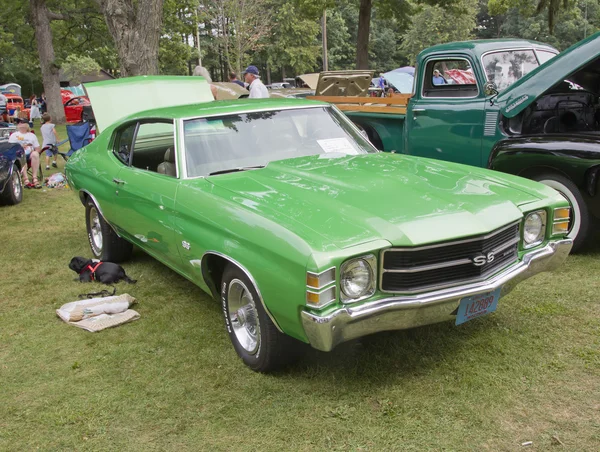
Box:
[301,239,572,352]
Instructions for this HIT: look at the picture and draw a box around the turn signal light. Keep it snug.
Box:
[552,221,569,235]
[554,208,570,221]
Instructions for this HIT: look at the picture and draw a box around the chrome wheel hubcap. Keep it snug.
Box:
[12,171,21,199]
[228,279,260,354]
[89,207,103,252]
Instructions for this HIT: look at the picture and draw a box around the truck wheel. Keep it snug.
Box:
[533,173,590,253]
[0,164,23,205]
[221,264,302,372]
[85,198,133,262]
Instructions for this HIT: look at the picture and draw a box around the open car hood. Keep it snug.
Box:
[212,82,249,100]
[84,76,214,131]
[498,31,600,118]
[315,70,374,96]
[297,73,319,90]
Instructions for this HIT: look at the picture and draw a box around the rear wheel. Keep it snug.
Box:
[533,173,590,253]
[85,198,132,262]
[0,164,23,205]
[220,264,303,372]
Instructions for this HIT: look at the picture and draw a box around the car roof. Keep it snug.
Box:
[418,39,558,61]
[117,98,329,124]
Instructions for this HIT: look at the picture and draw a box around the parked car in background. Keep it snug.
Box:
[311,32,600,252]
[268,82,292,89]
[0,122,15,140]
[0,141,26,205]
[66,76,573,372]
[64,96,91,123]
[2,95,28,121]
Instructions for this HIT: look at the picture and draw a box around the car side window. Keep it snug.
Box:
[422,58,479,98]
[113,123,137,165]
[131,121,176,176]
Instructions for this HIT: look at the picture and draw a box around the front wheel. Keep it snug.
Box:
[0,164,23,205]
[85,198,132,262]
[221,265,303,372]
[533,173,590,253]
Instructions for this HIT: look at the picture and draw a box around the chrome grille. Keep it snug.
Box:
[380,222,520,293]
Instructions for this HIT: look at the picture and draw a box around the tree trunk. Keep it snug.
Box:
[94,0,164,76]
[356,0,372,69]
[30,0,66,124]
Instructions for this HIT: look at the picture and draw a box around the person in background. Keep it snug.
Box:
[29,95,42,124]
[0,92,7,120]
[40,93,47,113]
[41,112,60,170]
[9,106,21,124]
[229,72,245,88]
[9,120,42,188]
[432,69,447,85]
[243,65,269,99]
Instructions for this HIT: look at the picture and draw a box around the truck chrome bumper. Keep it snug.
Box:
[301,239,572,352]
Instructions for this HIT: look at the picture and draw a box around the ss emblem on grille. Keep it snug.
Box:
[472,252,495,266]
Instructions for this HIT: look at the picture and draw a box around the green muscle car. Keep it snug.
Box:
[66,76,573,372]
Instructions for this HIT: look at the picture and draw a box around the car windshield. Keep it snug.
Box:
[183,106,377,177]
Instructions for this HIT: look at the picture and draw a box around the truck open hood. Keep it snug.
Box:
[84,76,214,131]
[315,70,374,96]
[498,31,600,118]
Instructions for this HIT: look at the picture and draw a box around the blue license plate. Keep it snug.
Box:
[455,287,501,325]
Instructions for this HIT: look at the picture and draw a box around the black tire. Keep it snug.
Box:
[85,198,133,262]
[532,173,590,253]
[221,264,303,372]
[0,164,23,205]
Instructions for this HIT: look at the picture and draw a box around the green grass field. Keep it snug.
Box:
[1,147,599,450]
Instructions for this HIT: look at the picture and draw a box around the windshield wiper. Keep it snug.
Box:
[208,165,265,176]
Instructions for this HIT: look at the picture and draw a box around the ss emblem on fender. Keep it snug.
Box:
[472,252,495,267]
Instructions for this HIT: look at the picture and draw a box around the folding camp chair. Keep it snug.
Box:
[58,121,93,161]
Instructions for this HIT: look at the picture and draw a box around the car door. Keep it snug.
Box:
[110,119,181,267]
[405,56,486,167]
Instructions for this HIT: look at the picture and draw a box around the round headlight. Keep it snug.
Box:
[340,258,374,299]
[523,211,545,247]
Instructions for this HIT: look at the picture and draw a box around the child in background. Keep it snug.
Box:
[41,113,60,169]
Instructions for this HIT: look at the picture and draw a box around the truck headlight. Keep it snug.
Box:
[340,254,376,302]
[523,210,546,249]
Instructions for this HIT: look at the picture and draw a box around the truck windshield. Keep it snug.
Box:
[482,49,541,91]
[183,106,377,178]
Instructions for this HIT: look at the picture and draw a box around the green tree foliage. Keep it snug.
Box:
[401,0,478,64]
[479,0,598,50]
[326,10,355,69]
[61,55,101,84]
[266,2,321,76]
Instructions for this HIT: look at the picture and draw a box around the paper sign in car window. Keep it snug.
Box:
[317,138,358,155]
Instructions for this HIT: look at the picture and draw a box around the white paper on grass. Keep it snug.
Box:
[317,138,358,155]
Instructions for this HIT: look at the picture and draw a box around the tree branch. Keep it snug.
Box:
[48,10,67,21]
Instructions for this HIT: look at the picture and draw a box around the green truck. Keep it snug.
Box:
[312,32,600,251]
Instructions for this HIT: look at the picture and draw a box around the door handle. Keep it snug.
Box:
[112,178,126,185]
[412,108,425,112]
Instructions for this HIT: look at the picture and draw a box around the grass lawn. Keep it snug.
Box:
[1,153,599,450]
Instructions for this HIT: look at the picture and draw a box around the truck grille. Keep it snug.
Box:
[380,222,520,293]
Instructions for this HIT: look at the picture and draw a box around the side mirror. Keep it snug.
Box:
[484,82,498,97]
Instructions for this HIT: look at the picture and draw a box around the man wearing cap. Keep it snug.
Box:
[243,65,269,99]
